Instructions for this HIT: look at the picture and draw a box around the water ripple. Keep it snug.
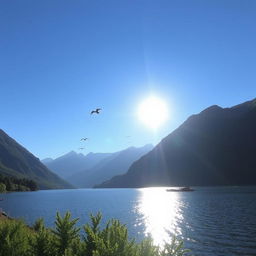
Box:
[1,186,256,256]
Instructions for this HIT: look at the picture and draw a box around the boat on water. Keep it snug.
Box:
[166,186,194,192]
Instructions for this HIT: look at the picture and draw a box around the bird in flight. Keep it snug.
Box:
[78,148,84,150]
[80,138,88,141]
[91,108,101,115]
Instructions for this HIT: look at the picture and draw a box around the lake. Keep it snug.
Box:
[1,187,256,256]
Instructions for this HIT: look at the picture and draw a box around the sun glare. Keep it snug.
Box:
[135,188,183,246]
[137,96,169,130]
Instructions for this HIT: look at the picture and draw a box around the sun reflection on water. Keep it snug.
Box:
[135,188,184,246]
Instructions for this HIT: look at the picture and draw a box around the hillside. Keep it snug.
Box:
[43,151,112,180]
[69,144,153,188]
[96,98,256,188]
[0,129,72,189]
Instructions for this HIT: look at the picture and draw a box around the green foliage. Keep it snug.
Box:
[160,237,190,256]
[83,212,102,256]
[138,238,159,256]
[0,182,6,193]
[30,219,55,256]
[90,219,136,256]
[52,212,80,255]
[0,173,38,192]
[0,219,32,256]
[0,212,191,256]
[33,218,45,232]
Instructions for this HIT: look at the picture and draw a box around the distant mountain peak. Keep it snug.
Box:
[86,152,94,156]
[200,105,222,114]
[67,150,77,156]
[143,144,154,149]
[44,151,114,180]
[41,158,54,164]
[67,144,154,188]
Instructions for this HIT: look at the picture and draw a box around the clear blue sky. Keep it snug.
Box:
[1,0,256,159]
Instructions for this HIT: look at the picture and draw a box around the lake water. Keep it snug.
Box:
[1,187,256,256]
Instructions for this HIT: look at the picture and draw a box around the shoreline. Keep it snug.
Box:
[0,209,12,220]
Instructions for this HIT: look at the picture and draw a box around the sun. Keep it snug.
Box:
[137,96,169,130]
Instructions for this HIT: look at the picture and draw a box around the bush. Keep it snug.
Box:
[0,219,32,256]
[0,212,191,256]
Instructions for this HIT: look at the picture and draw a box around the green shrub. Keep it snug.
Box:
[0,219,32,256]
[0,212,191,256]
[30,218,55,256]
[52,212,80,255]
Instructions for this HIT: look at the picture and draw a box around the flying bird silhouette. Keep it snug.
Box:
[90,108,101,115]
[80,138,88,141]
[78,148,84,150]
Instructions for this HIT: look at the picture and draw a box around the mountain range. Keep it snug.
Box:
[96,98,256,188]
[67,144,153,188]
[0,129,72,189]
[42,151,112,180]
[3,98,256,189]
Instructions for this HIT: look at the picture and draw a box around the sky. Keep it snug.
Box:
[1,0,256,159]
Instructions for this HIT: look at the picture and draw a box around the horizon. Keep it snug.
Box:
[41,142,154,161]
[1,0,256,159]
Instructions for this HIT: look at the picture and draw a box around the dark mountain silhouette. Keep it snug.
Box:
[96,98,256,188]
[43,151,112,180]
[0,129,72,189]
[68,144,153,188]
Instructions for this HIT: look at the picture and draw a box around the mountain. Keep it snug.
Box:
[96,98,256,188]
[68,144,153,188]
[0,129,72,189]
[41,158,54,164]
[43,151,112,180]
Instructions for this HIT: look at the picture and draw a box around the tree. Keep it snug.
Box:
[0,183,6,193]
[52,212,80,256]
[31,218,55,256]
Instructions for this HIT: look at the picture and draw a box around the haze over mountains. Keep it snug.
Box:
[96,98,256,188]
[0,129,72,189]
[43,145,153,188]
[42,151,112,180]
[68,144,153,188]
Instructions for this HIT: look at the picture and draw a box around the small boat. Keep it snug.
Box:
[166,187,194,192]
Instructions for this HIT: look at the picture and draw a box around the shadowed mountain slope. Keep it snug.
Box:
[96,98,256,188]
[0,129,72,189]
[69,144,153,188]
